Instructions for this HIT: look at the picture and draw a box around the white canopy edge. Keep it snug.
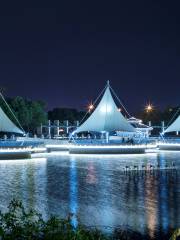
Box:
[0,107,24,134]
[164,115,180,133]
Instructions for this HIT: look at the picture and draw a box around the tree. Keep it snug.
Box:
[29,101,47,133]
[8,97,31,131]
[0,96,47,134]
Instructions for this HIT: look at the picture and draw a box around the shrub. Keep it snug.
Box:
[0,199,108,240]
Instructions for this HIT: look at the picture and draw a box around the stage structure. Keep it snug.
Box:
[38,120,79,138]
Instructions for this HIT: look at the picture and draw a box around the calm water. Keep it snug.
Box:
[0,151,180,238]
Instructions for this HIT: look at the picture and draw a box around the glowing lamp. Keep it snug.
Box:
[88,104,94,112]
[145,103,153,113]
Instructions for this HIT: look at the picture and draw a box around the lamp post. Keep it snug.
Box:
[88,103,94,112]
[145,103,154,113]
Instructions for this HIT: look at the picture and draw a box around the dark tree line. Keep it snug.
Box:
[136,106,180,126]
[0,94,179,134]
[0,96,86,134]
[0,96,47,133]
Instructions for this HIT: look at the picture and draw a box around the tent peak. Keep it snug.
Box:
[74,83,135,133]
[106,80,110,86]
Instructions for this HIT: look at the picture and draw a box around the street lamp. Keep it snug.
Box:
[145,103,154,113]
[88,102,94,112]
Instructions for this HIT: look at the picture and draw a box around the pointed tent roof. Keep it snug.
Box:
[164,115,180,133]
[75,83,135,133]
[0,107,24,134]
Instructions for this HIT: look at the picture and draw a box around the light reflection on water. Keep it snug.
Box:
[69,157,78,228]
[0,151,180,237]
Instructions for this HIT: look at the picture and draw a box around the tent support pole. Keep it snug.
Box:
[106,132,109,144]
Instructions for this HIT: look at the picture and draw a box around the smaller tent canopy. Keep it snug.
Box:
[0,107,24,134]
[164,115,180,133]
[74,82,135,133]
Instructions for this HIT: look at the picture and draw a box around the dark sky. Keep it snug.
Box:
[0,1,179,113]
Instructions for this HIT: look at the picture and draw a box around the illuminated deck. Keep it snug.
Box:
[0,148,31,159]
[69,144,146,154]
[158,143,180,151]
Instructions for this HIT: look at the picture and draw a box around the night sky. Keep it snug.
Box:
[0,1,179,113]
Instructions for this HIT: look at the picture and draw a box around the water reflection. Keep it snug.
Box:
[145,173,157,239]
[86,162,97,185]
[0,158,47,211]
[69,157,78,228]
[0,152,179,238]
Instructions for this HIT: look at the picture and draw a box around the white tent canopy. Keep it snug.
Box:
[164,115,180,133]
[0,107,24,134]
[75,83,135,133]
